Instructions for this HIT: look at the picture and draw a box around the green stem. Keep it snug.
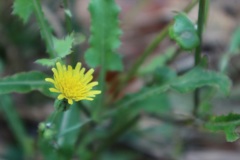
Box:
[115,0,199,96]
[48,109,61,125]
[124,26,169,84]
[62,0,76,64]
[93,24,107,121]
[57,119,92,137]
[93,64,106,121]
[91,115,139,159]
[193,0,206,116]
[0,95,32,156]
[57,110,70,146]
[104,85,169,119]
[63,0,73,33]
[32,0,56,58]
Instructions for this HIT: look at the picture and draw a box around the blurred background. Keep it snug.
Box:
[0,0,240,159]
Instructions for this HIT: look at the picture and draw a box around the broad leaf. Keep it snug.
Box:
[115,85,170,111]
[205,113,240,142]
[0,71,52,97]
[84,0,123,71]
[13,0,33,23]
[0,95,33,155]
[57,104,81,156]
[171,67,231,95]
[138,47,176,75]
[169,12,199,50]
[153,67,177,85]
[119,87,171,115]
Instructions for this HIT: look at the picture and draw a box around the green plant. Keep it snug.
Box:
[0,0,239,159]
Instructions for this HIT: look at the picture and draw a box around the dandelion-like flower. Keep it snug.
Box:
[45,62,101,104]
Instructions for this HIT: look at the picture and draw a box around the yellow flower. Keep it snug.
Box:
[45,62,101,104]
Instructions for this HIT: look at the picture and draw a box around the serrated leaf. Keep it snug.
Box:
[153,66,177,85]
[119,87,171,115]
[138,47,176,75]
[12,0,33,23]
[116,85,170,110]
[169,12,199,50]
[35,58,60,67]
[36,34,74,67]
[84,0,123,71]
[171,67,231,95]
[205,113,240,142]
[53,34,74,58]
[0,71,53,97]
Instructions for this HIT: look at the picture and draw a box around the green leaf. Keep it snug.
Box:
[153,67,177,85]
[229,27,240,53]
[84,0,123,71]
[171,67,231,95]
[205,113,240,142]
[53,34,74,58]
[138,47,176,76]
[35,34,74,67]
[169,12,199,50]
[115,85,170,111]
[0,71,52,97]
[219,27,240,72]
[58,105,81,146]
[35,58,60,67]
[120,87,171,115]
[13,0,34,23]
[0,95,32,155]
[32,0,55,57]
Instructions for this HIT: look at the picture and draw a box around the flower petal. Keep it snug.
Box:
[68,99,73,104]
[49,88,60,93]
[86,82,99,89]
[45,78,55,83]
[57,94,65,100]
[74,62,82,74]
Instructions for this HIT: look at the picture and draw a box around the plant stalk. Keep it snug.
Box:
[0,95,32,156]
[63,0,73,33]
[193,0,206,116]
[114,0,199,97]
[32,0,56,58]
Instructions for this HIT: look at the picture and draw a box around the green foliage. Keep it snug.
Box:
[138,47,176,75]
[229,27,240,53]
[169,12,199,50]
[204,0,210,26]
[219,27,240,72]
[5,0,240,158]
[171,67,231,95]
[57,104,81,147]
[32,0,55,57]
[205,113,240,142]
[13,0,33,23]
[153,67,177,85]
[0,95,32,155]
[35,58,60,67]
[0,71,52,96]
[53,34,74,57]
[36,34,74,67]
[84,0,123,71]
[120,87,171,115]
[117,85,170,110]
